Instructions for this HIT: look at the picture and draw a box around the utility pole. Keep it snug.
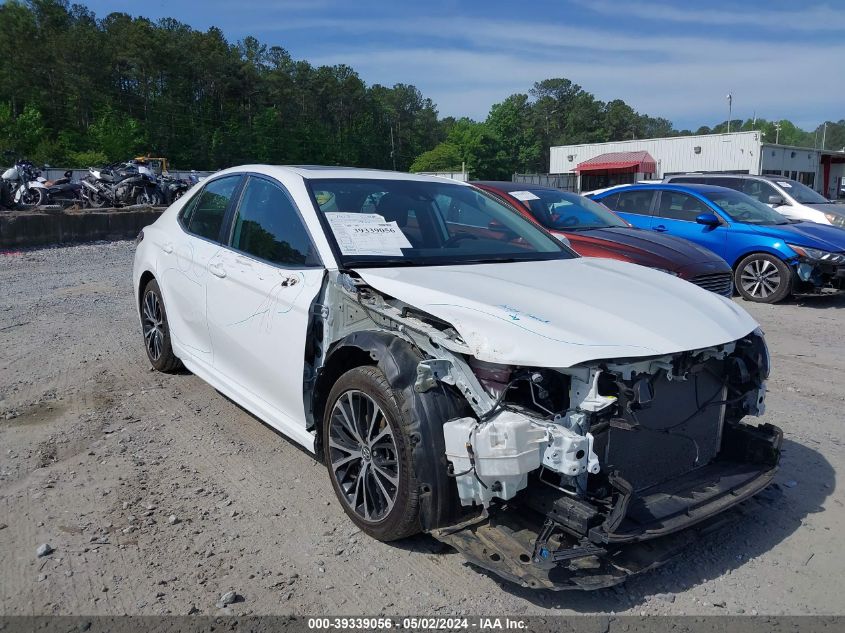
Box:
[821,122,827,150]
[774,121,781,145]
[726,94,732,133]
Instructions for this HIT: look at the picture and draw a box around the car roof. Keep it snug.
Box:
[668,173,799,184]
[594,183,737,196]
[471,180,561,193]
[211,164,472,184]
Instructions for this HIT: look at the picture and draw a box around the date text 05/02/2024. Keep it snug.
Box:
[306,617,528,630]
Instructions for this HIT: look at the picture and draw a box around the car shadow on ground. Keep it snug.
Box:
[788,292,845,309]
[471,437,832,611]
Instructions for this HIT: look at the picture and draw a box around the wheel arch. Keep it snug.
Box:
[730,247,794,270]
[313,330,470,531]
[138,270,156,308]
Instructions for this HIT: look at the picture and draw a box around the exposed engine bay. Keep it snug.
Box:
[310,270,782,590]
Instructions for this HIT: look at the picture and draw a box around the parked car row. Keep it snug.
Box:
[473,177,845,304]
[663,174,845,228]
[589,182,845,303]
[134,164,780,592]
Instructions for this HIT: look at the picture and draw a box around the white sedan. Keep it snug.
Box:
[133,165,781,590]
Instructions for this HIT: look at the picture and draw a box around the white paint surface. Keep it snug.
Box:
[358,257,759,367]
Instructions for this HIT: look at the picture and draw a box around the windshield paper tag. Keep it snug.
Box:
[326,212,413,256]
[509,190,540,201]
[776,181,792,188]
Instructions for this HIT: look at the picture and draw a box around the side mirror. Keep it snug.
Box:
[64,170,72,178]
[696,212,721,227]
[768,195,785,206]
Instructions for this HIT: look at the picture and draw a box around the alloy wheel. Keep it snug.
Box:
[740,258,781,300]
[327,390,400,523]
[142,290,165,361]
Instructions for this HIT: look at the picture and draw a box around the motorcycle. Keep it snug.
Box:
[158,174,190,205]
[80,161,161,208]
[38,169,83,208]
[0,177,13,209]
[1,159,47,209]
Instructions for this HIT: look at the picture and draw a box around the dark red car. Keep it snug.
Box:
[472,181,734,296]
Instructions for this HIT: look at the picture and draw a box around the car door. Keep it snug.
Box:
[159,174,242,365]
[652,190,729,259]
[205,175,324,441]
[601,190,657,229]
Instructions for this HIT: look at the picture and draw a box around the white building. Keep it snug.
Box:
[549,131,845,198]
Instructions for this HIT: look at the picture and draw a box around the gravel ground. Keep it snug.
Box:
[0,241,843,616]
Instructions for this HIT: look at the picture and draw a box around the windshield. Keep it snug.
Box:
[703,190,790,225]
[773,178,829,204]
[307,179,574,267]
[510,189,628,230]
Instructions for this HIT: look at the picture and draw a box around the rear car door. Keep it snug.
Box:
[160,175,242,366]
[601,190,657,229]
[653,190,729,259]
[205,175,324,441]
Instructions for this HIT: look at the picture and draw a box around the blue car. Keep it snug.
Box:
[591,183,845,303]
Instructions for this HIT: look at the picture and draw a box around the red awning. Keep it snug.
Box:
[575,150,657,173]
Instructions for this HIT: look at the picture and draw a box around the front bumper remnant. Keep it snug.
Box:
[432,422,781,590]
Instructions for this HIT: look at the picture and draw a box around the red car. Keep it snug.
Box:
[472,181,734,296]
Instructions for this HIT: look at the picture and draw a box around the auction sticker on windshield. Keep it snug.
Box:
[326,212,412,256]
[509,190,541,201]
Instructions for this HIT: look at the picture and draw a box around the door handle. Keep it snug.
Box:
[162,242,174,253]
[653,225,667,232]
[209,263,227,278]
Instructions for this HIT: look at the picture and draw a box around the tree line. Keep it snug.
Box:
[1,0,842,178]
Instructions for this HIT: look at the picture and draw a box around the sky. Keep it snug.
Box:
[80,0,845,131]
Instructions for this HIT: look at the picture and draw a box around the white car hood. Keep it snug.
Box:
[356,258,758,368]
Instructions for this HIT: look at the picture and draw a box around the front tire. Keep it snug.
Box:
[18,186,45,209]
[141,279,182,372]
[323,366,421,541]
[735,253,793,303]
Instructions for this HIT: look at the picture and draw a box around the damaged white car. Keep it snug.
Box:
[133,166,781,590]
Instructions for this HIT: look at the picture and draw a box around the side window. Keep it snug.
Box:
[598,193,619,209]
[185,176,241,241]
[707,177,743,191]
[230,177,318,267]
[657,192,711,221]
[742,179,779,204]
[610,190,655,216]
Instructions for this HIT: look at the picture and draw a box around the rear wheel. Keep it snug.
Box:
[323,366,421,541]
[141,279,182,372]
[734,253,792,303]
[88,190,107,208]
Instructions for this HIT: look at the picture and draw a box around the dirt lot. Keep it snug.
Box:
[1,241,843,616]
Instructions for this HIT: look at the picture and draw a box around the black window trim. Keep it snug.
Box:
[655,190,728,226]
[176,174,246,245]
[611,189,658,217]
[221,172,324,270]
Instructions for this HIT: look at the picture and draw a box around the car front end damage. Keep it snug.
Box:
[788,246,845,296]
[310,269,781,590]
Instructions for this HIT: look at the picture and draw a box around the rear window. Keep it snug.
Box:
[180,176,241,241]
[604,190,655,216]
